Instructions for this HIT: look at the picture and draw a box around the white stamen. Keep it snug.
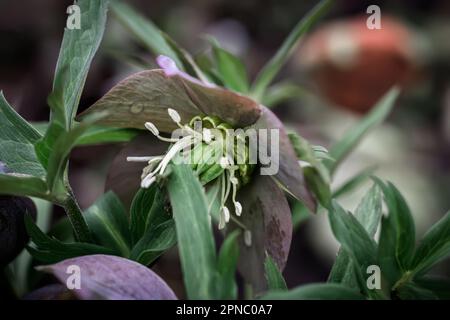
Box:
[168,108,181,123]
[244,230,252,246]
[234,202,242,216]
[145,121,179,143]
[126,156,154,162]
[140,157,164,178]
[148,156,164,164]
[222,206,230,223]
[219,156,229,169]
[298,160,312,168]
[145,122,159,136]
[218,211,226,230]
[134,115,250,232]
[230,177,239,185]
[157,136,194,175]
[208,214,212,226]
[141,175,156,188]
[203,129,212,144]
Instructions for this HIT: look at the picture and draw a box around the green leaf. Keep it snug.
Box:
[25,215,114,264]
[130,185,169,245]
[38,0,109,168]
[288,132,331,207]
[194,52,225,86]
[264,254,288,291]
[303,166,331,208]
[292,200,311,230]
[415,276,450,299]
[333,166,377,198]
[0,92,45,177]
[46,114,105,195]
[328,201,378,295]
[411,211,450,276]
[289,132,330,185]
[0,174,49,199]
[205,179,221,218]
[84,191,131,257]
[52,0,109,128]
[75,126,139,145]
[215,230,240,299]
[378,215,402,286]
[130,219,177,265]
[47,216,74,242]
[111,1,183,70]
[262,82,307,108]
[161,32,210,82]
[0,94,49,199]
[33,122,139,146]
[167,163,217,299]
[353,185,383,236]
[261,283,365,300]
[251,0,334,100]
[130,186,156,244]
[375,178,416,271]
[112,1,206,80]
[326,88,400,174]
[210,38,249,93]
[328,185,382,288]
[395,282,438,300]
[0,92,41,144]
[328,201,378,261]
[34,120,64,169]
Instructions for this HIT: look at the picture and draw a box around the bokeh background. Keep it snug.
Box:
[1,0,449,297]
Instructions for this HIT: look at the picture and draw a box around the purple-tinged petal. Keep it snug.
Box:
[23,284,76,300]
[78,68,261,131]
[175,75,261,128]
[231,174,292,294]
[36,254,177,300]
[78,70,200,132]
[252,106,316,212]
[105,133,168,210]
[156,55,262,126]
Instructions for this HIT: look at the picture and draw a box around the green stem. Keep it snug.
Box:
[62,190,92,243]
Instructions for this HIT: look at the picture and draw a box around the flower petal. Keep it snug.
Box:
[78,69,261,131]
[231,174,292,293]
[252,106,316,212]
[105,133,168,210]
[24,284,75,300]
[78,70,200,132]
[36,254,177,300]
[177,76,261,128]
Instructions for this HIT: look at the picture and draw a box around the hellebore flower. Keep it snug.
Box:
[79,55,316,291]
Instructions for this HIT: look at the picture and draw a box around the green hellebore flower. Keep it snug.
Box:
[79,55,316,292]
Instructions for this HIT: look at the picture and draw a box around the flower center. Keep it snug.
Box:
[127,108,255,232]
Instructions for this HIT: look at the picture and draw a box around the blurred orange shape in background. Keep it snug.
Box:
[298,16,424,113]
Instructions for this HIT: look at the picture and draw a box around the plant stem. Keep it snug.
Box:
[62,189,92,243]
